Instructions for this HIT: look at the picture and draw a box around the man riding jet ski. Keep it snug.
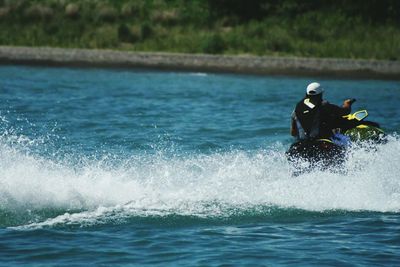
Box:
[287,82,359,174]
[290,82,355,142]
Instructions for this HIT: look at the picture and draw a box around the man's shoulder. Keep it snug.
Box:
[294,98,306,113]
[295,97,308,107]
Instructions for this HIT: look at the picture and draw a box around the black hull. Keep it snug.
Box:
[286,139,346,176]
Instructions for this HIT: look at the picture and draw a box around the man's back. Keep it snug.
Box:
[293,96,323,139]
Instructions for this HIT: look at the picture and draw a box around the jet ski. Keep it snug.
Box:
[286,109,385,175]
[342,110,385,143]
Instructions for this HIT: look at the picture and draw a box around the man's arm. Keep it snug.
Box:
[325,99,356,131]
[291,118,298,137]
[326,99,353,116]
[290,111,298,137]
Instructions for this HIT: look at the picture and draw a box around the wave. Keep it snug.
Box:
[1,130,400,229]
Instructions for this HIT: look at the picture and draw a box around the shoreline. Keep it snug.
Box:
[0,46,399,79]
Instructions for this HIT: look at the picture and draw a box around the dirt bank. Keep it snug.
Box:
[0,46,399,79]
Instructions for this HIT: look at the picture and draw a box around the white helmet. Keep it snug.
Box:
[306,82,323,95]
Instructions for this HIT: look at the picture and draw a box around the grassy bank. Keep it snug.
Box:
[0,0,399,60]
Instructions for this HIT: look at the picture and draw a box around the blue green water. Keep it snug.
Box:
[0,65,399,266]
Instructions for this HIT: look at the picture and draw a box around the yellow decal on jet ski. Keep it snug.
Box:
[343,110,368,121]
[317,139,334,143]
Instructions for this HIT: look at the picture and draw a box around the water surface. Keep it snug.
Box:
[1,65,400,266]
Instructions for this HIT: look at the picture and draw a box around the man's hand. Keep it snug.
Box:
[343,98,356,109]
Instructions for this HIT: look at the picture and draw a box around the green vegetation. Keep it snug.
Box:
[0,0,399,60]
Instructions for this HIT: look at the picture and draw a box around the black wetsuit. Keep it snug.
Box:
[292,96,352,139]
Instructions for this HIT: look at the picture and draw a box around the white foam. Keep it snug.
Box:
[189,72,208,77]
[2,135,400,229]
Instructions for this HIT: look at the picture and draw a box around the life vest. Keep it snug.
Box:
[294,97,324,139]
